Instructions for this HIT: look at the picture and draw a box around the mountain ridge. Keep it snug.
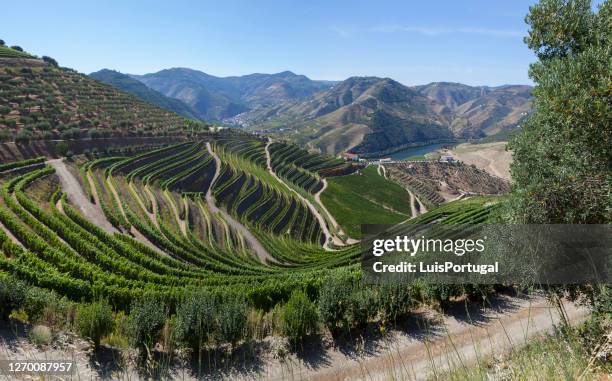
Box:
[91,65,531,156]
[129,68,337,121]
[89,69,200,120]
[238,77,531,155]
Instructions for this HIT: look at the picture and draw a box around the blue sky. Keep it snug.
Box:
[3,0,540,86]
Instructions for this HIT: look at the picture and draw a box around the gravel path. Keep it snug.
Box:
[252,295,589,381]
[164,189,187,236]
[205,142,274,264]
[47,159,116,234]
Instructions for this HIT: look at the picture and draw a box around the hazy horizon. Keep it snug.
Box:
[96,67,533,88]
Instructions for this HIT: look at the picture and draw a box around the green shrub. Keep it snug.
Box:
[0,276,27,320]
[174,292,216,351]
[345,288,377,329]
[42,296,76,329]
[317,274,353,332]
[75,301,114,349]
[281,290,319,344]
[464,284,495,302]
[42,56,58,67]
[128,298,167,355]
[378,283,418,324]
[24,287,57,323]
[103,311,129,349]
[422,284,464,306]
[15,130,32,145]
[216,294,247,348]
[36,121,51,131]
[55,141,69,156]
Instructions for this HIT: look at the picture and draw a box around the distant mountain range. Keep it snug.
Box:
[238,78,532,155]
[90,67,531,155]
[89,69,199,120]
[414,82,532,139]
[128,68,336,121]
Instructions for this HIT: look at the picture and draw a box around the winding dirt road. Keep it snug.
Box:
[163,189,187,236]
[47,159,116,234]
[378,164,388,179]
[264,139,349,250]
[407,188,418,218]
[376,163,426,221]
[406,187,427,219]
[128,182,159,228]
[205,142,273,264]
[251,295,589,381]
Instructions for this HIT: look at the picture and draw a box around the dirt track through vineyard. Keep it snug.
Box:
[205,142,274,263]
[47,159,116,234]
[264,139,351,249]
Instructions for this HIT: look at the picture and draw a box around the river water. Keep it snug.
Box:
[377,143,451,160]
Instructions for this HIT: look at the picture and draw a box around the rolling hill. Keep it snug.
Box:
[130,68,336,121]
[242,78,531,155]
[89,69,199,120]
[0,51,206,143]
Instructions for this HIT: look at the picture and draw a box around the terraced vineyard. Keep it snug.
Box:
[0,132,506,366]
[321,165,416,237]
[386,161,510,207]
[0,56,206,143]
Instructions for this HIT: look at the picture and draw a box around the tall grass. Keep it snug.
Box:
[430,327,609,380]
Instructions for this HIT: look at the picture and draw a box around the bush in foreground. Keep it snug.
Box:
[216,294,248,349]
[75,300,114,349]
[128,298,167,358]
[29,325,53,346]
[173,292,216,352]
[317,274,353,332]
[24,287,58,323]
[281,290,319,344]
[0,276,26,320]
